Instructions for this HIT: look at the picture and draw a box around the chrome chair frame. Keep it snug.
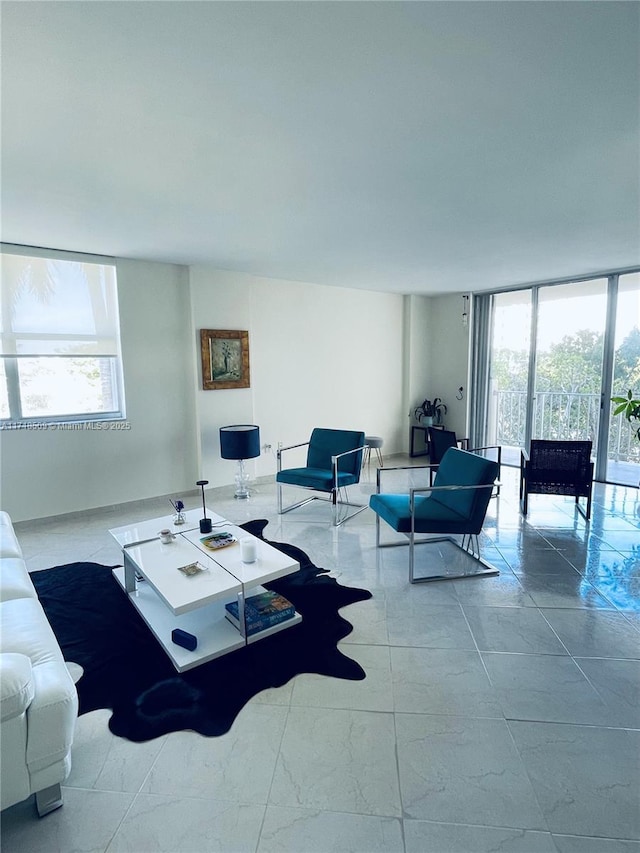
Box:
[277,441,368,527]
[374,464,500,583]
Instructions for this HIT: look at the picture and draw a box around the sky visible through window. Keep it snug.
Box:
[8,259,108,338]
[494,277,639,353]
[1,252,122,421]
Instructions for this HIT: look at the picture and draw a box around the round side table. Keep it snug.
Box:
[363,436,384,468]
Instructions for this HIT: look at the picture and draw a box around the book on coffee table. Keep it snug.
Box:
[225,590,295,635]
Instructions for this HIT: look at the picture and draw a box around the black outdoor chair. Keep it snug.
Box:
[427,428,469,463]
[520,439,594,520]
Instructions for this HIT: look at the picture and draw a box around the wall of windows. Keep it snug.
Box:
[472,271,640,487]
[0,245,125,425]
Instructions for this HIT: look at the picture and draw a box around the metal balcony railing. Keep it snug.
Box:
[493,390,640,464]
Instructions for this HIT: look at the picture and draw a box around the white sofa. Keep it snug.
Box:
[0,511,78,816]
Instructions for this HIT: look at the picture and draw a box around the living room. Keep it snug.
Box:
[1,2,639,853]
[1,257,471,524]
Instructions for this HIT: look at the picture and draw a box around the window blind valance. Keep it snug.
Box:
[0,252,121,358]
[1,245,125,423]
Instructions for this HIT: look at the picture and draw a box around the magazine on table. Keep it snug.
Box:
[225,590,295,635]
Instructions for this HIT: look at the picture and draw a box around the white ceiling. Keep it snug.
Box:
[1,1,638,295]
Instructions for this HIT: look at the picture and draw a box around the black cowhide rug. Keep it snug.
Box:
[32,520,372,742]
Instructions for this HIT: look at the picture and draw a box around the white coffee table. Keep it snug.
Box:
[109,510,301,672]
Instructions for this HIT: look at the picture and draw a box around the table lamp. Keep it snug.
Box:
[196,480,212,533]
[220,425,260,499]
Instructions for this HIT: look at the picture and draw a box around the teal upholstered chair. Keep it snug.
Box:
[277,428,367,527]
[428,427,502,495]
[369,447,500,583]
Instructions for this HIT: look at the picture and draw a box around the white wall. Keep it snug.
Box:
[189,268,405,487]
[427,293,471,438]
[404,294,433,433]
[0,259,198,521]
[401,292,470,451]
[0,258,441,521]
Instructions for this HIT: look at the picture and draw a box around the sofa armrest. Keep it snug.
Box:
[0,557,38,602]
[0,512,24,559]
[0,653,34,722]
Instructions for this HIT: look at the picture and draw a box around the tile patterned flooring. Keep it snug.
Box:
[1,461,639,853]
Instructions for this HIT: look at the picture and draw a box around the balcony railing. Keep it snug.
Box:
[493,390,640,464]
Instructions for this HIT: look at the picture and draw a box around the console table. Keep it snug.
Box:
[410,424,445,458]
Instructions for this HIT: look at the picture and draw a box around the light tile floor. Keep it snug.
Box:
[2,460,639,853]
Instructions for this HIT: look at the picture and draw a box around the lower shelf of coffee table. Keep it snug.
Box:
[113,568,301,672]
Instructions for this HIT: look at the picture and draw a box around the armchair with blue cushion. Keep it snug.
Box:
[428,427,501,495]
[369,447,500,583]
[276,428,367,527]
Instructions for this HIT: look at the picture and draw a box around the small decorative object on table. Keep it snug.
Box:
[177,562,208,577]
[170,498,186,525]
[171,628,198,651]
[240,537,257,563]
[196,480,212,533]
[158,528,176,544]
[200,532,238,551]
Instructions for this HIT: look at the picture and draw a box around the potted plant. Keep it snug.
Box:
[611,390,640,444]
[413,398,447,427]
[433,398,447,425]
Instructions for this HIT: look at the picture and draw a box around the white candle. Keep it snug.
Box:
[240,537,257,563]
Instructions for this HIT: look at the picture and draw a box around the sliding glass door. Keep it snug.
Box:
[486,290,532,467]
[476,273,640,486]
[533,280,607,444]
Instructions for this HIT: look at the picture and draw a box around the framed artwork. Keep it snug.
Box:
[200,329,250,390]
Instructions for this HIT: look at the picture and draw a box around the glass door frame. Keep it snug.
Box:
[523,286,538,456]
[597,275,618,482]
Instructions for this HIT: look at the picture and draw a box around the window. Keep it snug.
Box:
[471,270,640,486]
[0,245,125,424]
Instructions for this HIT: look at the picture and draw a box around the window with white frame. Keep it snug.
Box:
[0,246,125,424]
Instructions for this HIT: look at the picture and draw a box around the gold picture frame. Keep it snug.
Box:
[200,329,250,390]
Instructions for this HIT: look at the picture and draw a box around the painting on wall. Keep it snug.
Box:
[200,329,250,390]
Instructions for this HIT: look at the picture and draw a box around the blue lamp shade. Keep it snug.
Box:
[220,425,260,460]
